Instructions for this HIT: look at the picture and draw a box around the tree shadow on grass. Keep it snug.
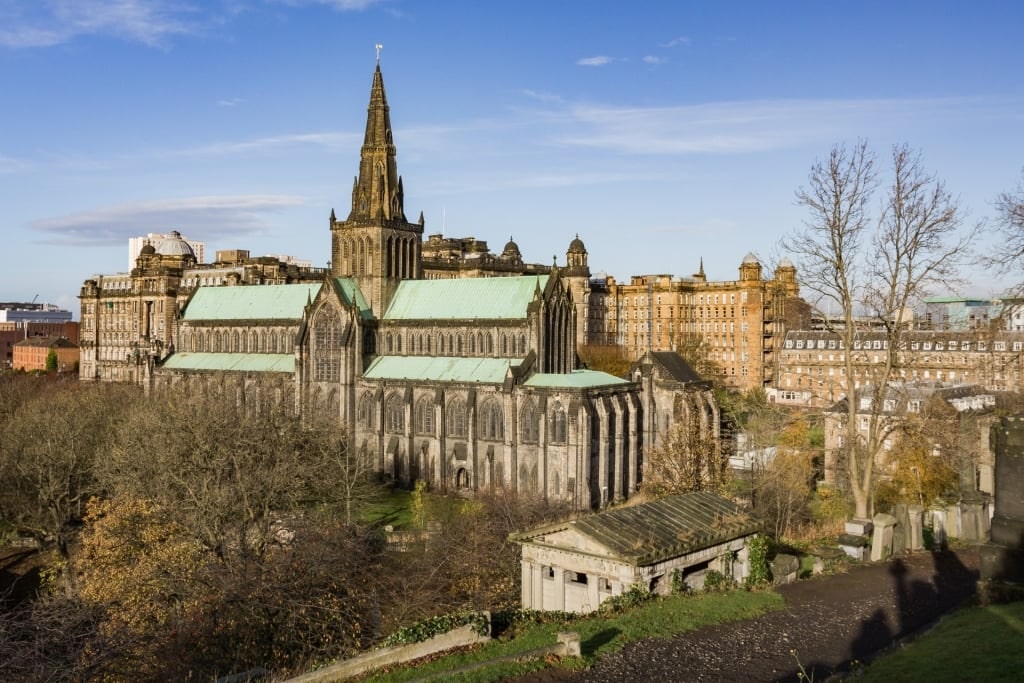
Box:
[582,628,621,657]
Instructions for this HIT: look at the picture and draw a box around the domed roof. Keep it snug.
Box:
[502,236,521,256]
[140,243,156,256]
[568,234,587,253]
[777,256,795,269]
[741,252,760,265]
[155,231,195,258]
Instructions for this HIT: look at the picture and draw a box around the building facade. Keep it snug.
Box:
[774,329,1024,407]
[582,257,807,392]
[12,336,79,373]
[82,63,718,510]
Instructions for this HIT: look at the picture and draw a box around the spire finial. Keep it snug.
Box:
[375,43,383,64]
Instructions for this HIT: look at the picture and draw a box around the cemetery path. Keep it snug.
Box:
[509,546,980,683]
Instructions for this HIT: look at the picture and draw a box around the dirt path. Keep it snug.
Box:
[509,547,980,683]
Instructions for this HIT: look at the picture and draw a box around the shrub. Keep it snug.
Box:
[745,535,771,588]
[600,582,652,612]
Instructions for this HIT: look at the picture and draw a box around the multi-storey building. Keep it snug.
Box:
[12,335,79,373]
[774,329,1024,407]
[583,256,807,392]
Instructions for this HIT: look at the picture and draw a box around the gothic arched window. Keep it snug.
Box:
[415,396,434,434]
[520,400,539,443]
[357,393,375,428]
[447,398,467,437]
[550,402,567,444]
[385,394,405,434]
[480,400,504,441]
[313,307,343,382]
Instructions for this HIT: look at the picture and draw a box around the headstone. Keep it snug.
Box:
[959,492,990,543]
[838,533,870,561]
[907,505,925,550]
[931,505,949,549]
[871,513,897,562]
[770,553,801,584]
[845,518,874,537]
[981,416,1024,585]
[557,631,581,657]
[892,524,907,558]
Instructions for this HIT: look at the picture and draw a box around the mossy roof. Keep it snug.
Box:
[511,491,762,566]
[523,370,630,389]
[183,283,320,321]
[383,275,548,320]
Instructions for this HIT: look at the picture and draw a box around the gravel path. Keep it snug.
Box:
[509,548,980,683]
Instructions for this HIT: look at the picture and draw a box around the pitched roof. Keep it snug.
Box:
[523,370,630,389]
[14,336,78,349]
[363,355,519,384]
[383,275,548,320]
[160,352,294,373]
[512,491,761,566]
[183,283,320,321]
[332,278,373,319]
[650,351,703,383]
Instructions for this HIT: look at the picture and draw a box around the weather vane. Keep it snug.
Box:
[375,43,383,64]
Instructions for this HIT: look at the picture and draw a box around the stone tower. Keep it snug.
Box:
[330,64,425,316]
[563,235,591,350]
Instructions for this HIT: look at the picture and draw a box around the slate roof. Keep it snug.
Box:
[183,283,321,321]
[511,491,761,566]
[363,355,520,383]
[161,353,294,373]
[649,351,703,383]
[383,275,548,320]
[523,370,630,389]
[14,336,78,349]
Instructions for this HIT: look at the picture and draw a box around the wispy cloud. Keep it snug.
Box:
[273,0,389,10]
[661,36,690,48]
[555,97,984,155]
[217,97,245,107]
[31,195,306,246]
[642,55,666,65]
[175,131,362,157]
[577,55,615,67]
[521,89,564,105]
[0,152,30,174]
[0,0,203,49]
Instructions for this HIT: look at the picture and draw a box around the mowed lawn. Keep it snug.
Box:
[856,600,1024,682]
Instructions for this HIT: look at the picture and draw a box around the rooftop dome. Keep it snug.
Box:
[140,243,156,256]
[502,236,521,257]
[155,231,195,258]
[777,257,795,268]
[741,252,760,265]
[568,234,587,253]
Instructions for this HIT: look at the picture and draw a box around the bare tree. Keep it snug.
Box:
[989,170,1024,293]
[783,141,976,519]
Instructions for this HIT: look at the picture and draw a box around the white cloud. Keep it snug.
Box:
[577,55,614,67]
[31,195,306,246]
[662,36,690,48]
[178,131,362,156]
[521,89,564,104]
[217,97,245,107]
[555,97,982,155]
[274,0,388,10]
[642,55,666,65]
[0,0,202,49]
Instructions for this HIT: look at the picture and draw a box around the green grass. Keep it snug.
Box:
[854,601,1024,682]
[360,488,414,527]
[361,589,784,682]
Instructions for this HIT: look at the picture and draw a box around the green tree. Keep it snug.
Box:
[45,349,58,373]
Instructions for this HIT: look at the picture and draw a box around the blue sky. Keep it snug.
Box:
[2,0,1022,315]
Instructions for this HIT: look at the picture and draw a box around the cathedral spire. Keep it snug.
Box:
[348,63,406,223]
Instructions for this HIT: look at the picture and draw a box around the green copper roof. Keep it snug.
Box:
[363,356,519,383]
[183,283,320,321]
[161,352,294,373]
[523,370,630,389]
[383,275,549,320]
[334,278,373,319]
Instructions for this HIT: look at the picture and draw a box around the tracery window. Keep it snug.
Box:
[357,393,375,428]
[550,402,567,444]
[385,394,405,434]
[313,307,343,382]
[520,400,539,443]
[480,401,504,441]
[415,396,434,434]
[447,398,468,437]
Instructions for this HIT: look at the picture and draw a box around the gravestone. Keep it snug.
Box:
[981,416,1024,584]
[871,513,897,562]
[960,491,991,543]
[907,505,925,550]
[770,553,801,585]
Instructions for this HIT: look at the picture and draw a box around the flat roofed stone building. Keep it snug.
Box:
[512,491,762,612]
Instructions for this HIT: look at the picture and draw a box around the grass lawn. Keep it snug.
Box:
[361,589,783,682]
[854,601,1024,682]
